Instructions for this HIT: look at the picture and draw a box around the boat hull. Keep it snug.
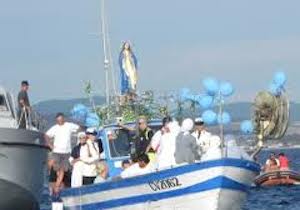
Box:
[61,158,260,210]
[0,128,48,210]
[254,170,300,186]
[0,178,39,210]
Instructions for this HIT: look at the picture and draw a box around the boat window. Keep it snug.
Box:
[0,95,8,111]
[108,129,133,158]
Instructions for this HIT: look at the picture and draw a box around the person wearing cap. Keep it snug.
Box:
[69,132,87,187]
[45,112,81,193]
[175,118,199,164]
[17,80,31,129]
[192,118,212,156]
[80,128,102,185]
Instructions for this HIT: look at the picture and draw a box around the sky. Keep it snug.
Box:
[1,0,300,104]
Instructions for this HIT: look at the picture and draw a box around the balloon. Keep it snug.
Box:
[71,104,88,122]
[240,120,254,134]
[220,82,234,97]
[217,112,231,125]
[186,94,196,101]
[198,95,214,109]
[203,78,219,96]
[273,71,287,87]
[85,112,100,127]
[180,88,192,100]
[201,110,217,125]
[269,83,282,96]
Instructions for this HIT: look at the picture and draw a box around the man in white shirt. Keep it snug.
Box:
[192,118,212,156]
[45,113,80,193]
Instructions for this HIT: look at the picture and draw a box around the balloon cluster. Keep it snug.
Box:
[200,77,234,125]
[268,71,287,96]
[71,104,100,127]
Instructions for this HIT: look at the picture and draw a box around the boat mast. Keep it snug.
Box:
[101,0,109,105]
[100,0,118,107]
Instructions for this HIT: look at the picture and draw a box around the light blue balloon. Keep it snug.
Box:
[217,112,231,125]
[186,94,196,101]
[201,110,217,125]
[273,71,287,87]
[180,88,191,100]
[240,120,254,134]
[220,82,234,97]
[71,104,88,114]
[85,112,100,127]
[71,104,88,122]
[198,95,214,109]
[269,83,282,96]
[203,78,219,96]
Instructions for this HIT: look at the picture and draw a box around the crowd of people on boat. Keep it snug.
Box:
[15,80,253,195]
[44,111,251,195]
[263,152,289,172]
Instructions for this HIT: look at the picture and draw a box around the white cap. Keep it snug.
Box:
[86,127,97,136]
[181,118,194,132]
[194,117,204,125]
[107,130,113,136]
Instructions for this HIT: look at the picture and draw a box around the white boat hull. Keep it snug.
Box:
[61,158,260,210]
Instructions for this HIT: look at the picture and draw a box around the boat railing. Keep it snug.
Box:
[18,108,47,131]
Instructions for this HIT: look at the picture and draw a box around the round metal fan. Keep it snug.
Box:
[252,91,289,141]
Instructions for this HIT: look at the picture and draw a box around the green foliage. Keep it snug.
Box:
[84,80,92,96]
[94,91,170,125]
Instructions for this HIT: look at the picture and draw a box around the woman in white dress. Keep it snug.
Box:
[150,117,180,169]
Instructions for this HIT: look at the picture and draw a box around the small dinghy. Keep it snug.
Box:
[254,170,300,186]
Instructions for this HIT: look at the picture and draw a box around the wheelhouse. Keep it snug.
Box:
[98,120,162,177]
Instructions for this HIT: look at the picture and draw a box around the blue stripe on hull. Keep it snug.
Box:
[65,176,248,210]
[61,158,260,197]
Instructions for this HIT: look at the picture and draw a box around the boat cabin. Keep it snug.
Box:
[98,120,162,177]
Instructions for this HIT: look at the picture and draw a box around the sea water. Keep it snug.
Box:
[40,148,300,210]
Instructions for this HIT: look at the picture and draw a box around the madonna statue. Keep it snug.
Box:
[119,42,138,95]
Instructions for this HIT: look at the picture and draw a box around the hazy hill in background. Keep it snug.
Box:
[33,97,300,123]
[33,96,105,125]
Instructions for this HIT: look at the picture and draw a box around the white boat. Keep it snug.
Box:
[58,122,260,210]
[0,86,48,210]
[60,158,260,210]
